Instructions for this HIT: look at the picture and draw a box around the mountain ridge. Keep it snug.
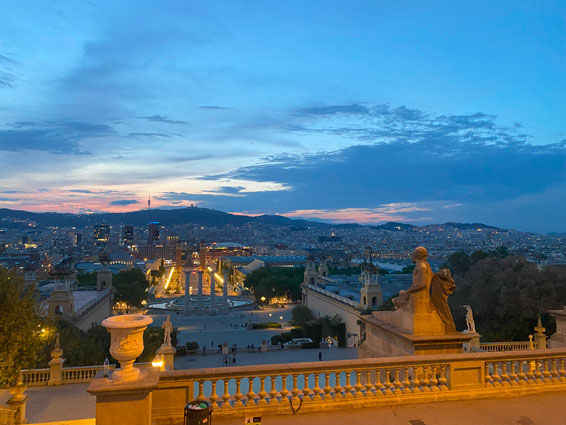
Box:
[0,207,506,232]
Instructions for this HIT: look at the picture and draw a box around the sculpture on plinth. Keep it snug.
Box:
[392,246,457,333]
[463,305,476,333]
[162,315,173,347]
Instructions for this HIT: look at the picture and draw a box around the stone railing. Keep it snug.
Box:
[0,406,16,425]
[127,348,566,424]
[22,362,152,386]
[21,369,50,387]
[480,341,531,352]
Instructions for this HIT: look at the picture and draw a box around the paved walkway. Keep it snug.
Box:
[174,347,358,369]
[0,383,94,424]
[149,303,296,350]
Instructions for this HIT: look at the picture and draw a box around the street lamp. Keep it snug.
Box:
[261,296,266,303]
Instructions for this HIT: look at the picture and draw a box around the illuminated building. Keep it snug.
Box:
[148,221,160,245]
[121,225,134,246]
[93,224,111,244]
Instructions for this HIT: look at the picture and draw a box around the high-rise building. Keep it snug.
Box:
[148,222,160,245]
[121,225,134,246]
[93,224,111,244]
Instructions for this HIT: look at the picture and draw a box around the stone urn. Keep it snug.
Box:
[102,314,153,382]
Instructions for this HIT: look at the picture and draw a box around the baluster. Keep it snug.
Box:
[268,376,279,404]
[508,361,518,386]
[559,358,566,382]
[364,370,374,397]
[500,361,510,386]
[354,370,364,398]
[438,365,448,390]
[533,360,543,383]
[383,369,393,394]
[323,373,333,399]
[428,366,439,391]
[525,359,535,383]
[290,374,301,402]
[541,359,551,382]
[258,376,268,405]
[302,373,312,399]
[210,380,219,408]
[402,367,412,393]
[222,379,231,409]
[550,359,559,383]
[393,368,402,393]
[344,370,354,399]
[375,369,386,395]
[417,366,429,392]
[516,360,527,385]
[280,375,289,399]
[198,380,204,399]
[313,373,323,401]
[333,371,344,398]
[491,362,501,386]
[246,377,256,405]
[234,378,244,407]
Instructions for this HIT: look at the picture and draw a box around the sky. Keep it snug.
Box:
[0,0,565,233]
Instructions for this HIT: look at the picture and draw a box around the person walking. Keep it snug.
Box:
[318,351,322,361]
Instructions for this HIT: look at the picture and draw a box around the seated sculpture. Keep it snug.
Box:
[393,246,456,333]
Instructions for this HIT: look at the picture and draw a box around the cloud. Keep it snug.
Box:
[0,54,17,89]
[198,105,232,110]
[0,121,114,154]
[127,132,172,138]
[109,199,138,206]
[140,115,187,125]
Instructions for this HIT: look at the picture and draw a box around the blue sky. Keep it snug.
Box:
[0,0,565,232]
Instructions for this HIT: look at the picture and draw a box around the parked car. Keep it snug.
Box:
[284,338,313,348]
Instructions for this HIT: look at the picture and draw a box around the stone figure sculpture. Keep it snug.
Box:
[392,246,457,333]
[392,246,433,312]
[162,315,173,346]
[430,268,456,333]
[463,305,476,333]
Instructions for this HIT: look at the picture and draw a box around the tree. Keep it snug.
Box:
[244,267,304,303]
[113,268,149,311]
[449,256,566,341]
[0,268,44,384]
[77,271,98,287]
[291,305,313,327]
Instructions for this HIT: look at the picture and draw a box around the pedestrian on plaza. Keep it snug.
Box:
[247,344,250,352]
[251,344,254,352]
[318,352,322,361]
[232,355,236,365]
[211,340,214,347]
[203,347,206,356]
[224,357,228,366]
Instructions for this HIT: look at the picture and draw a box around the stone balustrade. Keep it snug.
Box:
[480,341,531,352]
[85,348,566,425]
[22,362,152,387]
[21,369,50,386]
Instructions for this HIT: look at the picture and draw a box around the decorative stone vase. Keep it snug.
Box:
[102,314,153,382]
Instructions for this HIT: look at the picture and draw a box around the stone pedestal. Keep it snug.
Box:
[7,372,27,424]
[261,340,268,352]
[48,335,64,386]
[548,308,566,348]
[359,308,473,358]
[88,370,159,425]
[222,342,229,355]
[157,344,175,371]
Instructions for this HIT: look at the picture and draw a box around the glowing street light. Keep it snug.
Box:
[260,296,266,303]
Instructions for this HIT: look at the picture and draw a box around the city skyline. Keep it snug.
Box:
[1,1,565,233]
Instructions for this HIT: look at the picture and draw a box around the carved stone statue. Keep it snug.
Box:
[392,246,457,333]
[463,305,476,333]
[162,315,173,347]
[393,246,433,312]
[430,268,456,333]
